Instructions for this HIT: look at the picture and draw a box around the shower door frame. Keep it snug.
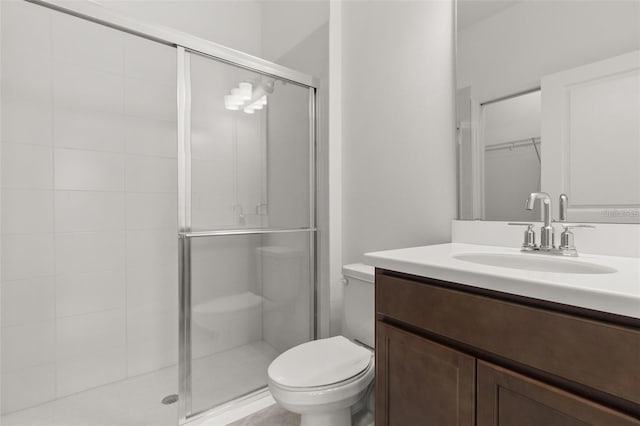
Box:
[24,1,320,424]
[177,48,319,423]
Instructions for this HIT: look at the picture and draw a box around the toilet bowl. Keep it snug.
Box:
[268,336,374,426]
[267,264,375,426]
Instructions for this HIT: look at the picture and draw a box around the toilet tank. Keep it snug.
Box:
[342,263,375,348]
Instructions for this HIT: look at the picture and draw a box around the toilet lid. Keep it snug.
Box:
[268,336,372,388]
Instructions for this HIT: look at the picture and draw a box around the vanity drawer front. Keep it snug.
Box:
[376,272,640,405]
[477,361,640,426]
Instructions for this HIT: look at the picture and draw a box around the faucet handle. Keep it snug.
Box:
[557,224,594,256]
[559,194,569,222]
[508,222,537,250]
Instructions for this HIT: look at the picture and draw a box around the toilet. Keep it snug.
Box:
[268,263,375,426]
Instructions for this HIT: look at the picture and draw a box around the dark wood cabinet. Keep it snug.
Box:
[375,269,640,426]
[477,361,639,426]
[375,321,475,426]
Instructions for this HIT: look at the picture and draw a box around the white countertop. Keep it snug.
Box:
[364,243,640,319]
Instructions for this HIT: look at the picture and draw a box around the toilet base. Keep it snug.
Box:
[300,408,351,426]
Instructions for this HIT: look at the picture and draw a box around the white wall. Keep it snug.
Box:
[93,0,263,58]
[457,0,640,102]
[328,1,343,337]
[341,0,457,264]
[260,1,328,63]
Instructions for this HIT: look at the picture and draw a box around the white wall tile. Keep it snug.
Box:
[191,158,234,199]
[55,231,125,275]
[1,321,55,372]
[191,122,233,160]
[0,1,52,74]
[55,309,127,396]
[1,364,56,414]
[56,309,125,361]
[126,229,177,270]
[125,193,177,230]
[52,12,123,75]
[127,264,177,310]
[0,1,53,145]
[124,117,177,158]
[1,234,55,281]
[55,191,125,233]
[191,157,236,228]
[0,399,54,424]
[2,62,52,105]
[124,77,176,122]
[56,269,125,318]
[1,143,53,189]
[126,308,177,376]
[1,190,53,234]
[1,277,55,327]
[1,97,53,146]
[53,66,123,115]
[54,108,126,153]
[54,149,125,191]
[55,347,126,398]
[126,264,177,376]
[124,34,176,83]
[125,156,176,193]
[0,0,185,412]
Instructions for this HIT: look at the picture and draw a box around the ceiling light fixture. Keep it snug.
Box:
[224,83,268,114]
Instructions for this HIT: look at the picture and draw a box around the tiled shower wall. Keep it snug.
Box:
[0,1,178,413]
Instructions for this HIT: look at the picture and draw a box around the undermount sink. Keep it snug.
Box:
[452,253,617,274]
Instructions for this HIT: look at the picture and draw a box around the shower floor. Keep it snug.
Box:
[1,341,279,426]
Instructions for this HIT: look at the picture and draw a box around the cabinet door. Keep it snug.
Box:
[477,360,640,426]
[375,321,475,426]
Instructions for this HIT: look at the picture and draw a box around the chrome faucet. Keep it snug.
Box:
[509,193,594,257]
[525,192,554,250]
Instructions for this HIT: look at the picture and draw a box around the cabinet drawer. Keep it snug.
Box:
[376,272,640,405]
[477,360,640,425]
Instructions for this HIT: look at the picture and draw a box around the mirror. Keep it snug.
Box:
[456,0,640,223]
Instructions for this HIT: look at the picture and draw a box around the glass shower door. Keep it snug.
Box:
[178,49,316,421]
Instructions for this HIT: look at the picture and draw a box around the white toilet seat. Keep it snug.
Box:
[270,358,373,392]
[268,336,373,389]
[267,336,375,426]
[269,359,374,414]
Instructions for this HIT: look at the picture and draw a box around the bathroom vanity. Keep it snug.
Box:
[365,243,640,425]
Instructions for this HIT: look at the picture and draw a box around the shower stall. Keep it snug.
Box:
[0,1,318,425]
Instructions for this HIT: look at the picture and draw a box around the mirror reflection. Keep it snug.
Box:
[456,0,640,223]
